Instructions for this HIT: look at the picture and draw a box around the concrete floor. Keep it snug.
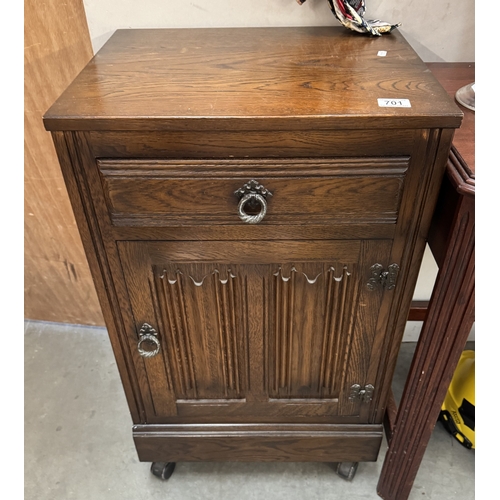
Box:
[25,320,475,499]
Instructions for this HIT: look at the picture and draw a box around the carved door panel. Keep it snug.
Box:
[118,239,394,424]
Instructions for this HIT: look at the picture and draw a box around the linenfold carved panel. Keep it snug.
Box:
[151,261,359,403]
[269,263,358,399]
[153,264,244,400]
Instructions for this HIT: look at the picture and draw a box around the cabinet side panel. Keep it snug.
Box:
[368,129,456,423]
[51,131,144,423]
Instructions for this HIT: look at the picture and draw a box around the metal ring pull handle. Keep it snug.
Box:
[238,193,267,224]
[138,323,160,358]
[234,180,272,225]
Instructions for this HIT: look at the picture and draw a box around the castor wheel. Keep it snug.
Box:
[336,462,358,481]
[150,461,176,480]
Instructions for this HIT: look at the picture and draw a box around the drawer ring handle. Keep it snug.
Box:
[137,323,161,358]
[235,180,272,224]
[238,193,268,224]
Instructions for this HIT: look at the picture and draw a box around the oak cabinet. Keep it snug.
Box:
[44,27,462,475]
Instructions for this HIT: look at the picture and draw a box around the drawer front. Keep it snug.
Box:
[98,157,408,226]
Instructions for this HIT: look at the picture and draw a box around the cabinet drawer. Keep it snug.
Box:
[98,157,408,227]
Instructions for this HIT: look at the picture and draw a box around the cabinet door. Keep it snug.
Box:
[118,239,395,424]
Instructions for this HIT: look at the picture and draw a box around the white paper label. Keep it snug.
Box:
[378,98,411,108]
[377,51,387,57]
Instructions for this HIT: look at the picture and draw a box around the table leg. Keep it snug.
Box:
[377,192,475,500]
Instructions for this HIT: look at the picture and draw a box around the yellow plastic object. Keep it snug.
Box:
[439,350,475,449]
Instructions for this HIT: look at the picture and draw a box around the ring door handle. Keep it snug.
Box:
[234,180,272,224]
[137,323,161,358]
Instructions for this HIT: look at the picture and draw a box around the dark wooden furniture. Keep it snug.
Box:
[43,27,462,486]
[378,63,474,500]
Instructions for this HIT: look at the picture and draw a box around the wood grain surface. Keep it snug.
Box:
[98,157,407,226]
[379,64,475,500]
[133,423,383,463]
[427,63,474,177]
[44,28,462,132]
[45,28,462,476]
[408,63,474,319]
[24,0,102,324]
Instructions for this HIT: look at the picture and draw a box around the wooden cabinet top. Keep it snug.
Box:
[44,27,462,132]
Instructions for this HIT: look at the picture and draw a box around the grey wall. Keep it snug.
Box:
[83,0,475,62]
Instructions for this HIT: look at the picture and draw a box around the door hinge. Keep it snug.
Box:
[349,384,375,403]
[367,263,400,291]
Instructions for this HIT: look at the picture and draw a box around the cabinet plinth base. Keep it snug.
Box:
[133,424,383,463]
